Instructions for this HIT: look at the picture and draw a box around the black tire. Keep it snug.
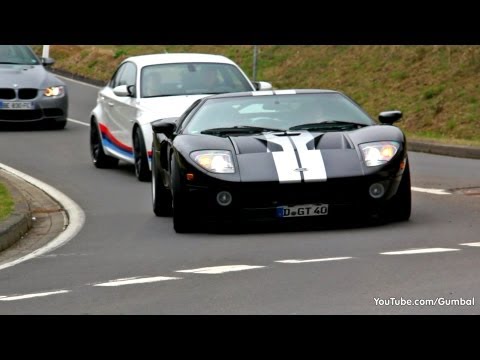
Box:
[133,127,151,182]
[171,159,194,233]
[152,149,172,217]
[52,119,67,130]
[90,120,119,169]
[390,162,411,222]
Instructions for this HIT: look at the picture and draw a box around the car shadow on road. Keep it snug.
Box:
[0,122,64,132]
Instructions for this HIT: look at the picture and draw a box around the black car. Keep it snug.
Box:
[151,90,411,233]
[0,45,68,129]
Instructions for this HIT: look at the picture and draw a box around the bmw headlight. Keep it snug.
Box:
[359,141,399,167]
[191,150,235,173]
[44,86,65,97]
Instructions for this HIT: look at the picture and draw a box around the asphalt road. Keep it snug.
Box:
[0,77,479,314]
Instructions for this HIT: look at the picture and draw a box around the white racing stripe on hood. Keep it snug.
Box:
[264,133,301,183]
[290,132,327,182]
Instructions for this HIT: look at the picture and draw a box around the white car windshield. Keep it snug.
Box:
[141,62,252,98]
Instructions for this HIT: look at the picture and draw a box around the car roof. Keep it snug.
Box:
[202,89,340,100]
[122,53,238,67]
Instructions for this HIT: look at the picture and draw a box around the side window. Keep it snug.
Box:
[110,64,126,88]
[117,62,137,87]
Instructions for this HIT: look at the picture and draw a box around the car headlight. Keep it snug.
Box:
[359,141,400,167]
[191,150,235,173]
[44,86,65,97]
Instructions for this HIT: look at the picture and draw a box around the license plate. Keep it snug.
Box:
[276,204,329,218]
[0,101,34,110]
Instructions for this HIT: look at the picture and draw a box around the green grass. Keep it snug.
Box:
[32,45,480,144]
[0,183,14,220]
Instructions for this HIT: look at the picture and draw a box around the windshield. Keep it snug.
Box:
[140,62,253,98]
[184,93,375,134]
[0,45,40,65]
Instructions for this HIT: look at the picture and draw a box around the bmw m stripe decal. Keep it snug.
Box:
[262,132,327,183]
[99,123,152,159]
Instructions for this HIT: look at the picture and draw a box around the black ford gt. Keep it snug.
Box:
[151,90,411,233]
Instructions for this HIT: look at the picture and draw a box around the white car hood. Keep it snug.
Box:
[137,94,209,124]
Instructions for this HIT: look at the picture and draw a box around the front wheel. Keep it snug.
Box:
[90,120,119,168]
[133,127,151,182]
[389,162,411,222]
[152,149,172,216]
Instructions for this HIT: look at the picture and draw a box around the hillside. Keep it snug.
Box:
[34,45,480,144]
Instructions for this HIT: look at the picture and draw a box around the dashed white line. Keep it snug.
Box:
[94,276,181,287]
[0,290,70,301]
[176,265,265,274]
[380,248,460,255]
[459,242,480,247]
[67,118,89,126]
[55,74,101,89]
[411,187,451,195]
[276,257,352,264]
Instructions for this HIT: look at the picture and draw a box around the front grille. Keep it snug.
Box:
[237,180,371,208]
[18,88,38,100]
[0,109,43,121]
[0,89,15,100]
[43,108,64,117]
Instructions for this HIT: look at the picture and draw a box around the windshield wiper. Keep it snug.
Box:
[0,61,26,65]
[201,126,285,135]
[289,120,368,131]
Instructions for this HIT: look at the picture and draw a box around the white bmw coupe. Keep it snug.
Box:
[90,53,271,181]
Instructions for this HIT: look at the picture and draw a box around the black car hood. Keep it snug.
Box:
[177,126,405,183]
[0,64,63,89]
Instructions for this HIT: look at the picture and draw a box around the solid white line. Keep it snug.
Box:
[0,290,70,301]
[459,242,480,247]
[380,248,460,255]
[55,74,101,89]
[67,118,90,127]
[0,163,86,271]
[411,186,451,195]
[176,265,265,274]
[94,276,181,287]
[276,257,352,264]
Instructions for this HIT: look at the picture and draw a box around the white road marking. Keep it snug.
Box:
[411,186,451,195]
[0,164,86,271]
[276,257,352,264]
[380,248,460,255]
[55,74,101,89]
[67,118,90,127]
[0,290,70,301]
[459,242,480,247]
[176,265,265,274]
[94,276,181,287]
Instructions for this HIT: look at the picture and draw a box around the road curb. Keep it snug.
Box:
[409,141,480,160]
[0,174,33,252]
[49,68,106,87]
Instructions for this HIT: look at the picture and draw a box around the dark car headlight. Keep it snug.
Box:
[190,150,235,173]
[44,86,65,97]
[359,141,399,167]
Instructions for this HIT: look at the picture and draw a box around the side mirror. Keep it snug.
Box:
[113,85,130,97]
[152,118,179,138]
[127,85,136,97]
[379,110,402,125]
[42,57,55,66]
[253,81,273,91]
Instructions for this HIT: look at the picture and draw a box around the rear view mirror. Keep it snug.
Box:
[379,110,403,125]
[253,81,273,91]
[113,85,130,97]
[42,57,55,66]
[152,118,179,138]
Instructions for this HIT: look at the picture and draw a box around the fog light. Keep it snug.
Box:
[369,183,385,199]
[216,191,232,206]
